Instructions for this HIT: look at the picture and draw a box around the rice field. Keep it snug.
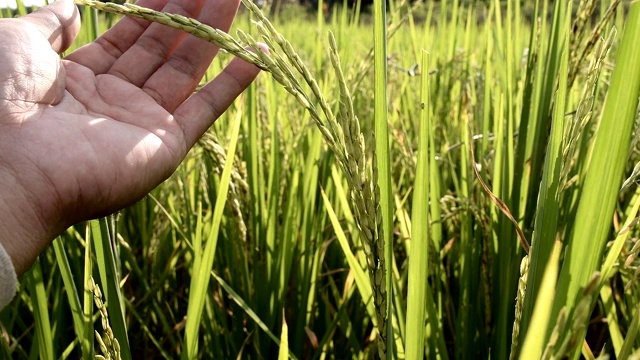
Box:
[1,0,640,359]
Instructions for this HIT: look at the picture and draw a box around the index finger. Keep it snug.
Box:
[20,0,80,53]
[65,0,171,74]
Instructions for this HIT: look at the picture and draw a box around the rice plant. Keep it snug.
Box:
[1,0,640,359]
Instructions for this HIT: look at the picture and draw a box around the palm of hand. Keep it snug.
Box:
[18,60,183,219]
[0,0,259,274]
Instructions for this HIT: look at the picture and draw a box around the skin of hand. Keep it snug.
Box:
[0,0,262,276]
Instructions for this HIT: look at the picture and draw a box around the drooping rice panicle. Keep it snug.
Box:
[328,31,387,352]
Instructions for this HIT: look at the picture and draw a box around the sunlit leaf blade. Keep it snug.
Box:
[278,313,289,360]
[405,49,431,360]
[321,190,377,324]
[27,259,54,360]
[520,241,562,358]
[182,106,243,358]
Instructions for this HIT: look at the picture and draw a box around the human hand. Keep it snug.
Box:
[0,0,261,275]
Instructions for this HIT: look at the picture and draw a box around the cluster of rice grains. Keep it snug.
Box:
[73,0,388,356]
[88,277,122,360]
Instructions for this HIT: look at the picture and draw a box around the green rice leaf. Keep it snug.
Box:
[210,271,299,360]
[92,218,132,360]
[520,240,562,358]
[405,49,431,360]
[26,258,54,360]
[182,105,244,358]
[53,238,88,358]
[321,189,377,324]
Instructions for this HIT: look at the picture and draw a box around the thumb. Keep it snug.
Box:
[20,0,80,53]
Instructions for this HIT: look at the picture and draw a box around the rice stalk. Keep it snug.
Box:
[26,259,54,360]
[600,283,624,355]
[52,238,88,357]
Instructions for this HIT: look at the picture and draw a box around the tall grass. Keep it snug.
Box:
[1,0,640,359]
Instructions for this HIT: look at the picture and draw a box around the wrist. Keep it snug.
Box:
[0,168,63,276]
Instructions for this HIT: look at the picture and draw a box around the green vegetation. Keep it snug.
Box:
[2,0,640,358]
